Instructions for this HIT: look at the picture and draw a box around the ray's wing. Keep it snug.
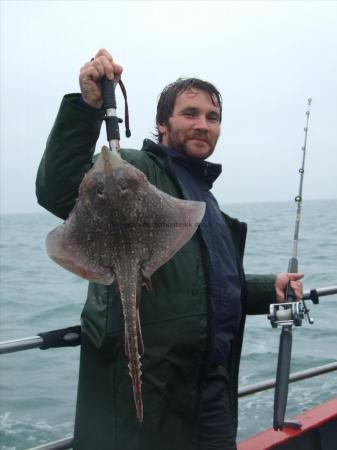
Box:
[46,225,115,285]
[141,189,205,278]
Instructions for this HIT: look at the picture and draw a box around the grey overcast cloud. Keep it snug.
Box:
[1,0,336,215]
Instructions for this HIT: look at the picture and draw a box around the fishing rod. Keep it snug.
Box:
[268,98,318,431]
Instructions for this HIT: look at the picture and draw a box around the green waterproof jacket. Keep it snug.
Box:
[36,94,277,450]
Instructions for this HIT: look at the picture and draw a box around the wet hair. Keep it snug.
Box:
[155,78,222,143]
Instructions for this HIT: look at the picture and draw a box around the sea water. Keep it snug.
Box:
[0,199,336,449]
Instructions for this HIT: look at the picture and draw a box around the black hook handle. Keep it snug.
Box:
[101,76,120,144]
[102,76,117,110]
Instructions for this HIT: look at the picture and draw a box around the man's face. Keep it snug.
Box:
[158,88,221,159]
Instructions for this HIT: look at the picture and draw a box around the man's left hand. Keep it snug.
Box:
[275,272,304,302]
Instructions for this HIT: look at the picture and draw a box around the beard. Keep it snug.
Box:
[164,123,218,160]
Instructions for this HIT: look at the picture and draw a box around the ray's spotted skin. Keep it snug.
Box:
[46,146,205,422]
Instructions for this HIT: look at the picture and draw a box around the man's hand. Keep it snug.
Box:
[275,272,304,302]
[79,48,123,109]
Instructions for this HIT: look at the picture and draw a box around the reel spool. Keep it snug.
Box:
[268,302,305,328]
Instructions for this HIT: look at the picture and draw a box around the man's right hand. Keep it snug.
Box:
[79,48,123,109]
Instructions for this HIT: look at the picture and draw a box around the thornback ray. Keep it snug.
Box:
[46,146,205,422]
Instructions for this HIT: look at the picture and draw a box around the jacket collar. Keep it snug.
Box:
[141,139,222,188]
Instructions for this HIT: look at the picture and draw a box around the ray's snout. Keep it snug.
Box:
[92,146,124,174]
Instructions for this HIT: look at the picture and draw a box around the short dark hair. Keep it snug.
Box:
[155,78,222,143]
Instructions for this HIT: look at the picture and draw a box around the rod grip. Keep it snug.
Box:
[101,76,120,143]
[273,326,292,430]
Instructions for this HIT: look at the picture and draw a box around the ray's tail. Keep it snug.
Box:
[118,273,144,423]
[125,325,143,422]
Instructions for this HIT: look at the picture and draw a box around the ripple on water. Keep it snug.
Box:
[0,412,73,450]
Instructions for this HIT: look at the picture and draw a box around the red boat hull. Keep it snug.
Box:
[238,397,337,450]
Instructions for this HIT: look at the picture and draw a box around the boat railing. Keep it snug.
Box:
[1,285,336,450]
[0,325,81,355]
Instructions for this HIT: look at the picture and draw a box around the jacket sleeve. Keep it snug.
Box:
[245,274,277,315]
[36,94,105,219]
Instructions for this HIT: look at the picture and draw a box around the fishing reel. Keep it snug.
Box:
[268,298,315,328]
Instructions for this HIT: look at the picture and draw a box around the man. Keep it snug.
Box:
[36,48,303,450]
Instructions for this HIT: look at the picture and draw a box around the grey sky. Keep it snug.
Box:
[1,0,336,215]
